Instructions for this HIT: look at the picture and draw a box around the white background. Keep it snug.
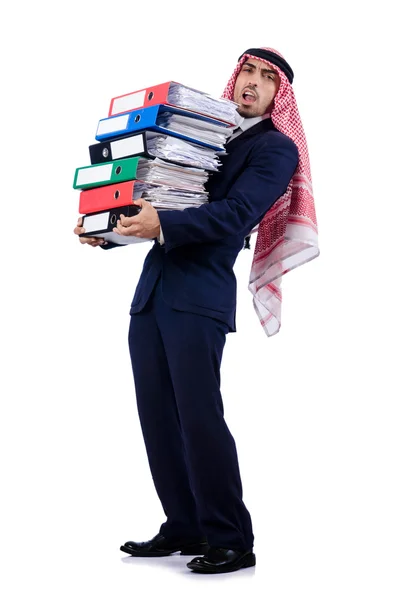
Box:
[1,1,396,598]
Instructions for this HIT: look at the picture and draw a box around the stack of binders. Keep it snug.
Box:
[74,81,239,245]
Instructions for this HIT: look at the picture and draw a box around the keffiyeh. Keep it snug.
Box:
[222,47,319,336]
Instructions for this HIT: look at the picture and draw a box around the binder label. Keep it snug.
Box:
[97,114,129,136]
[111,135,145,159]
[77,164,113,186]
[112,90,146,115]
[83,212,110,232]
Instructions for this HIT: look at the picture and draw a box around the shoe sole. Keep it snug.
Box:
[187,552,256,574]
[120,542,210,557]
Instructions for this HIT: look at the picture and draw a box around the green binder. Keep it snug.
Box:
[73,156,143,190]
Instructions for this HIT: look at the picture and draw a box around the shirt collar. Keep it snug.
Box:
[237,112,271,132]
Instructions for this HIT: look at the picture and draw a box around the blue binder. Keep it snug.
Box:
[94,104,230,152]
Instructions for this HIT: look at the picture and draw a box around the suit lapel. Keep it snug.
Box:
[226,119,275,151]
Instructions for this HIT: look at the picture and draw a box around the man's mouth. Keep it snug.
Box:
[242,89,257,104]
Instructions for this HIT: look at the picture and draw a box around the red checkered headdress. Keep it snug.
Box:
[222,47,319,336]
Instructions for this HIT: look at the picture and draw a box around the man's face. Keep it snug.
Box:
[233,58,280,117]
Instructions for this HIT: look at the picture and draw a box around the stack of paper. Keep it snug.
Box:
[138,185,208,209]
[145,133,222,171]
[156,111,232,147]
[74,80,239,245]
[166,83,239,124]
[135,158,208,191]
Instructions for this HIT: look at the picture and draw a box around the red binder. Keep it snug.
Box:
[109,81,179,116]
[108,81,236,126]
[79,180,143,214]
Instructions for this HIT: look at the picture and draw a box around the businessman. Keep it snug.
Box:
[75,47,319,574]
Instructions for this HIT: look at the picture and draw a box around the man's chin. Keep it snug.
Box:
[237,106,261,118]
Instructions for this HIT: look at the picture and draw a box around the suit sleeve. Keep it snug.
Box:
[158,136,299,252]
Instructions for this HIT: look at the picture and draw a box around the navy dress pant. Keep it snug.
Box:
[128,279,254,551]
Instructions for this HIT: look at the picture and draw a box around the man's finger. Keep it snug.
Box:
[78,235,106,245]
[113,226,135,237]
[113,223,127,236]
[119,215,138,227]
[116,217,141,232]
[88,238,106,246]
[113,222,140,236]
[119,211,144,226]
[132,198,145,209]
[79,236,94,244]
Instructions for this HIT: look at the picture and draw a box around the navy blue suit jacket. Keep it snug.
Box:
[108,119,299,331]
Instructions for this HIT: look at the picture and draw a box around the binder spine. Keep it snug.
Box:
[89,133,148,164]
[95,105,160,141]
[108,82,171,116]
[81,204,140,235]
[89,140,114,164]
[79,180,138,214]
[74,158,139,190]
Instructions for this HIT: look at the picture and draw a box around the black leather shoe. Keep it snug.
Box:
[120,533,209,557]
[186,547,256,573]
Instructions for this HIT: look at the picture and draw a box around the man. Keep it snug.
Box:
[74,47,319,574]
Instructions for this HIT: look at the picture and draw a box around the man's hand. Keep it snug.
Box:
[113,198,160,239]
[73,217,107,247]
